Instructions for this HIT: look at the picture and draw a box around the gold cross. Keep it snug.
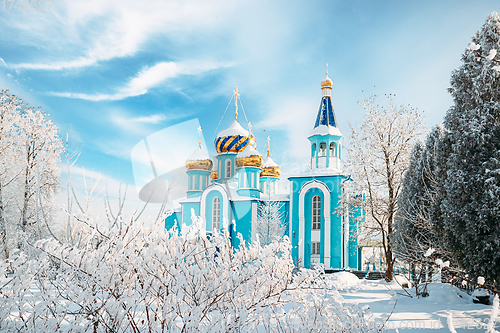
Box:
[326,63,329,76]
[267,136,270,157]
[197,126,202,148]
[233,86,240,120]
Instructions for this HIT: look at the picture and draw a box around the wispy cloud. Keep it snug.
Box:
[50,60,232,101]
[6,0,239,71]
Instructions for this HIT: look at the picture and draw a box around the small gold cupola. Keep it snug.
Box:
[186,126,213,171]
[235,122,263,168]
[320,64,333,97]
[260,136,281,178]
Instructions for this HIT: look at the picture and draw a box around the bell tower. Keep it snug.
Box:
[308,65,344,170]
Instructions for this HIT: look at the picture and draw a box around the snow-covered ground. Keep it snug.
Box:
[329,272,499,332]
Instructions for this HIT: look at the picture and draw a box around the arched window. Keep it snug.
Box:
[319,142,326,156]
[312,195,321,230]
[225,159,231,178]
[311,143,316,157]
[212,197,220,231]
[330,142,336,156]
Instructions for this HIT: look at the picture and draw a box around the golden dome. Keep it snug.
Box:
[236,145,263,168]
[260,156,280,178]
[186,147,213,171]
[321,77,333,88]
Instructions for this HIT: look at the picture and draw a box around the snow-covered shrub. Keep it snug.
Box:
[0,215,381,332]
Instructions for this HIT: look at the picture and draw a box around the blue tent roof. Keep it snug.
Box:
[314,96,337,128]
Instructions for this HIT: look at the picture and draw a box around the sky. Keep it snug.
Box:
[0,0,498,213]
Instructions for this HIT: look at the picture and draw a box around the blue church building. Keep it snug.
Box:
[166,71,361,270]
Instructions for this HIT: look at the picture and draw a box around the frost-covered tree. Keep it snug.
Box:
[439,12,500,286]
[0,90,62,258]
[345,94,426,281]
[257,200,286,246]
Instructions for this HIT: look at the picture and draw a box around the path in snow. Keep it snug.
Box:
[330,272,499,332]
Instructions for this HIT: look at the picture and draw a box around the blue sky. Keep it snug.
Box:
[0,0,498,200]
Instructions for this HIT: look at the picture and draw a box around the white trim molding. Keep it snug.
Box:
[200,184,230,232]
[298,180,331,268]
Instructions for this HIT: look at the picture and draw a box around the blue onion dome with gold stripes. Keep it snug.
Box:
[186,146,213,171]
[215,119,256,154]
[236,144,263,168]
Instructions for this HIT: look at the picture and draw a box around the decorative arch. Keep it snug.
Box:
[330,142,336,157]
[200,184,230,232]
[298,180,331,268]
[319,142,326,156]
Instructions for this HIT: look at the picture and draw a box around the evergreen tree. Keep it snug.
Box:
[392,140,424,265]
[441,12,500,286]
[393,126,448,279]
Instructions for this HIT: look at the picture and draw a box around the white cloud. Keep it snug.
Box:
[50,60,232,101]
[6,0,240,71]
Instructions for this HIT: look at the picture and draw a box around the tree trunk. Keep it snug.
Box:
[385,244,394,282]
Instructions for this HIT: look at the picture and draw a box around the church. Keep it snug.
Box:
[165,71,362,271]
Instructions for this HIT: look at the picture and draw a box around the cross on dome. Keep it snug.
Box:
[267,136,271,157]
[233,86,240,120]
[197,126,202,148]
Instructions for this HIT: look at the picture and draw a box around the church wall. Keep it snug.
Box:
[165,211,182,231]
[230,200,254,248]
[181,202,200,227]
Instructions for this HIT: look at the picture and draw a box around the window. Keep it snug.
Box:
[225,159,231,178]
[200,175,204,190]
[212,197,220,231]
[312,195,321,230]
[330,142,336,156]
[312,242,321,255]
[311,143,316,157]
[319,142,326,156]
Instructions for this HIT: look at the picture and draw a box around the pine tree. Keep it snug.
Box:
[392,140,424,265]
[441,12,500,286]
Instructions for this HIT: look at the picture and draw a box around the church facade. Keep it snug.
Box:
[166,72,361,270]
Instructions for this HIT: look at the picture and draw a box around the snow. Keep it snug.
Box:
[216,119,249,138]
[486,49,497,60]
[424,248,435,257]
[187,146,210,161]
[478,276,486,285]
[262,155,278,167]
[237,144,260,158]
[468,42,481,51]
[308,124,343,137]
[327,271,361,291]
[338,277,499,332]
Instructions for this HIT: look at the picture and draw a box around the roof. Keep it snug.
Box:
[288,168,347,179]
[310,96,343,138]
[262,155,278,167]
[187,146,210,161]
[314,96,337,128]
[217,119,248,138]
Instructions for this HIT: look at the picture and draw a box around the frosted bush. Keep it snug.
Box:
[0,216,381,332]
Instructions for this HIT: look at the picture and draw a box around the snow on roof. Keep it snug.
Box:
[259,193,289,201]
[187,146,210,161]
[288,167,345,178]
[263,155,278,167]
[237,144,261,158]
[309,124,343,137]
[217,119,249,138]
